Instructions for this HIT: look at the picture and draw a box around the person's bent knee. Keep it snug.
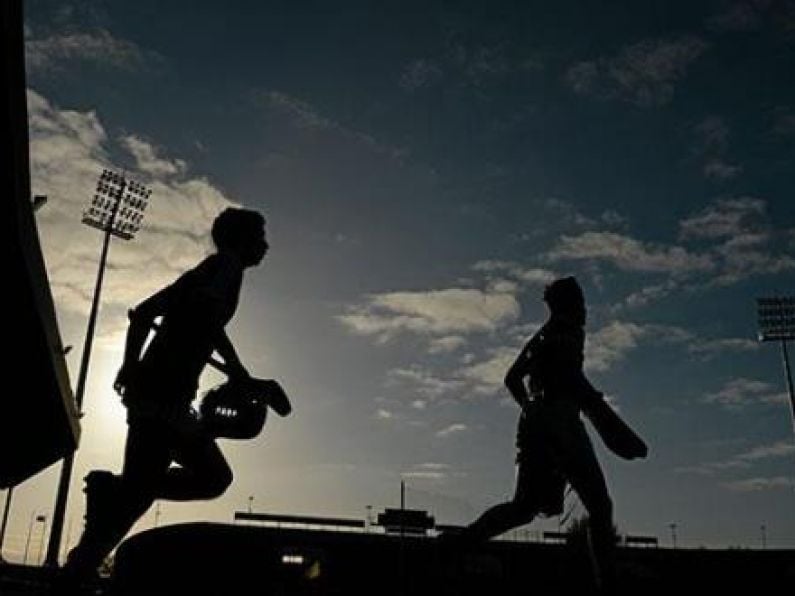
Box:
[205,465,233,499]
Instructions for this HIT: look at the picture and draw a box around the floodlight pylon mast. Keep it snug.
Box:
[756,296,795,440]
[45,170,150,566]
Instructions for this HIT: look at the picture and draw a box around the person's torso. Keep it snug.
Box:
[134,253,244,403]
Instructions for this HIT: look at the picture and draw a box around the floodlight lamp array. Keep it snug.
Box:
[757,296,795,342]
[82,169,151,240]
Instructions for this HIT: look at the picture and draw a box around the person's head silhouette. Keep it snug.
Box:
[543,276,586,325]
[211,208,268,267]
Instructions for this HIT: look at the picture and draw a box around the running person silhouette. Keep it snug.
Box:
[60,207,269,587]
[445,276,646,592]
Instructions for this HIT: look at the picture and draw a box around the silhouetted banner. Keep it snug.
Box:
[1,0,79,488]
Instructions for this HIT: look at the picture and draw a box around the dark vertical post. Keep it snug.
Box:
[0,487,13,560]
[781,340,795,436]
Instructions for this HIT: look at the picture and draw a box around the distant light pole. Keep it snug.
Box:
[669,523,677,549]
[36,516,48,565]
[24,514,46,565]
[366,505,373,532]
[45,169,151,566]
[760,524,767,550]
[248,496,254,514]
[756,296,795,440]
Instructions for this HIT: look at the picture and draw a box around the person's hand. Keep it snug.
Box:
[113,362,138,397]
[227,362,252,384]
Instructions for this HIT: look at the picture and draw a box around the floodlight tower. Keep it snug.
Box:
[756,296,795,440]
[45,169,151,566]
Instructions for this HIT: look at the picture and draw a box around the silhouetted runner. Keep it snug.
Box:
[442,276,647,593]
[58,208,269,589]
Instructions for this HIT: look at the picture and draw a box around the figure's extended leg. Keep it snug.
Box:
[452,461,541,546]
[62,418,169,579]
[564,426,616,593]
[156,428,232,501]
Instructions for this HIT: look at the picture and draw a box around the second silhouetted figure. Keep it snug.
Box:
[444,276,647,593]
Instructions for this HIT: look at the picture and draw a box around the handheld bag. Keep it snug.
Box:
[199,378,292,440]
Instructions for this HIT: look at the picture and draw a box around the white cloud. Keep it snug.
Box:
[688,338,760,358]
[28,90,236,323]
[26,28,160,73]
[676,440,795,477]
[679,198,766,240]
[120,135,186,177]
[428,335,468,354]
[401,462,450,480]
[375,408,394,420]
[723,476,794,492]
[338,288,520,342]
[586,321,690,372]
[548,232,714,274]
[586,321,649,372]
[617,280,680,310]
[703,378,788,409]
[566,37,708,107]
[472,260,557,286]
[436,423,468,438]
[388,366,464,400]
[456,346,517,394]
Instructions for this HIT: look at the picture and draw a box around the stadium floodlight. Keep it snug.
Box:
[757,296,795,439]
[45,169,151,566]
[82,168,151,240]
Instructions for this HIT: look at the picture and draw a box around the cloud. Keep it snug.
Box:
[566,37,708,107]
[678,198,795,285]
[436,423,468,438]
[537,198,628,231]
[549,200,792,294]
[616,280,680,310]
[688,338,760,358]
[388,366,465,400]
[401,462,451,480]
[455,346,518,394]
[338,287,520,342]
[676,440,795,476]
[703,378,788,409]
[723,476,794,492]
[428,335,468,354]
[689,117,744,182]
[472,260,556,286]
[256,91,406,161]
[28,90,236,324]
[26,28,161,73]
[375,408,394,420]
[679,198,766,240]
[586,321,690,372]
[548,232,714,274]
[119,136,186,177]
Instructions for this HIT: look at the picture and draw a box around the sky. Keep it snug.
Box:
[6,0,795,562]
